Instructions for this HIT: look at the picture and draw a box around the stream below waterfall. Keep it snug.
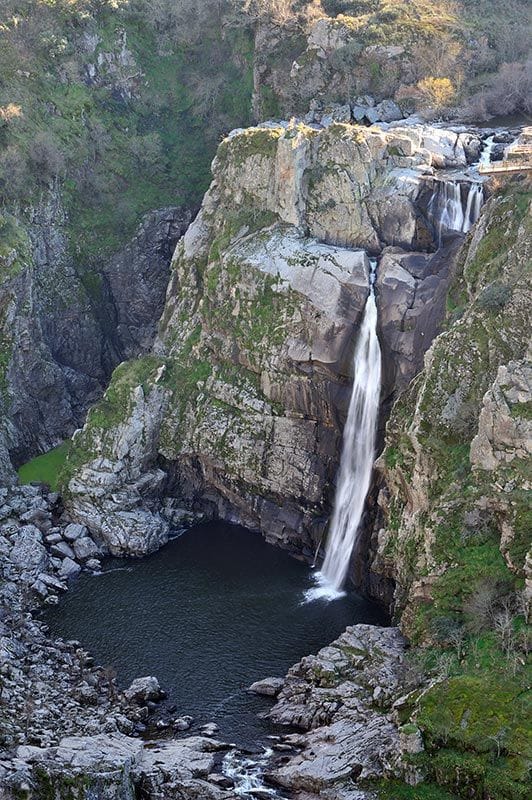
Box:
[42,522,386,748]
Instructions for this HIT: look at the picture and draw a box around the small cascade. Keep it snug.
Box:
[479,135,496,167]
[222,748,282,798]
[462,183,484,233]
[429,180,484,245]
[307,259,381,597]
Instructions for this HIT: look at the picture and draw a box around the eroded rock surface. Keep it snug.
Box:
[260,625,414,795]
[64,122,475,558]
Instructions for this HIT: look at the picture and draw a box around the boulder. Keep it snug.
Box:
[51,540,76,559]
[73,536,100,561]
[9,525,48,574]
[63,523,88,541]
[374,99,403,123]
[59,557,81,578]
[248,677,284,697]
[124,676,163,704]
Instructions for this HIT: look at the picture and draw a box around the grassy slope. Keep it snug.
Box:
[0,1,254,265]
[18,441,71,491]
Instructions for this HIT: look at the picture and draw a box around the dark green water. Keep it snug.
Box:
[43,522,386,746]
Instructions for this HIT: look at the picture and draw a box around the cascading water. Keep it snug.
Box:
[479,135,496,167]
[430,180,484,245]
[462,183,484,233]
[222,748,282,798]
[307,260,381,599]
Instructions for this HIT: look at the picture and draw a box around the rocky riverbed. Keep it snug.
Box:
[0,484,237,798]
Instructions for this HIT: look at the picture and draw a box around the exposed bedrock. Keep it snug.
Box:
[0,197,191,478]
[260,624,417,797]
[63,121,479,565]
[370,186,531,621]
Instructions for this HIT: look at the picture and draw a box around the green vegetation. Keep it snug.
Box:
[217,126,283,169]
[59,355,165,489]
[18,442,71,490]
[380,185,531,799]
[376,779,459,800]
[0,0,256,265]
[0,213,32,284]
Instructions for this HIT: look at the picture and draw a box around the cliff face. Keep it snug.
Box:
[62,121,479,557]
[0,195,190,479]
[371,183,531,626]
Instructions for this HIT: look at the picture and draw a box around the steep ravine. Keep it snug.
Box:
[3,122,529,799]
[0,198,191,481]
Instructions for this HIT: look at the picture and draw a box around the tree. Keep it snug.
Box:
[484,60,532,115]
[415,77,456,109]
[463,579,499,633]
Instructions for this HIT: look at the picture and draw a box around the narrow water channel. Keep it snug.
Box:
[43,522,386,746]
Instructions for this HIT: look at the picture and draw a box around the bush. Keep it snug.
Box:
[477,283,512,311]
[484,60,532,116]
[29,132,65,182]
[416,77,456,109]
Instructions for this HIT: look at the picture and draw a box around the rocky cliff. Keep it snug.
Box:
[61,121,483,558]
[0,196,190,480]
[372,181,531,626]
[232,181,531,800]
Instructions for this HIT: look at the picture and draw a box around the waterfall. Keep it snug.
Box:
[462,184,484,233]
[430,180,484,245]
[307,260,381,599]
[438,181,465,236]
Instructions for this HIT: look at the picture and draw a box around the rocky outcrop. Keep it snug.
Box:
[371,183,531,622]
[63,121,480,559]
[2,734,233,800]
[250,624,418,796]
[0,198,190,479]
[102,206,192,358]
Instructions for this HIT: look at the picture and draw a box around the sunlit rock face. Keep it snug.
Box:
[64,122,477,558]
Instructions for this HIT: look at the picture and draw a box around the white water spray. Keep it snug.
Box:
[479,135,496,167]
[223,748,282,798]
[307,260,381,599]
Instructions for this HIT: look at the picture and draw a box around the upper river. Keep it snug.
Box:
[43,522,386,746]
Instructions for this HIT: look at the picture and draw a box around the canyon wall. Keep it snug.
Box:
[370,182,531,626]
[0,199,190,478]
[61,121,482,559]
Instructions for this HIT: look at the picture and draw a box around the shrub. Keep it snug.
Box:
[416,77,456,109]
[29,132,65,182]
[477,283,512,311]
